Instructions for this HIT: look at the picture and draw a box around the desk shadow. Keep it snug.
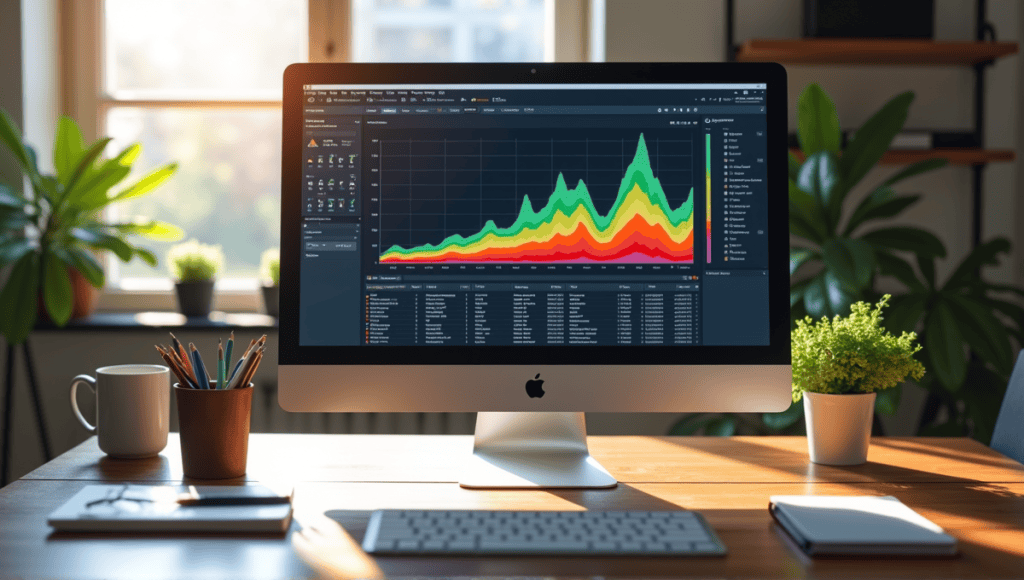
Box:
[871,438,1024,472]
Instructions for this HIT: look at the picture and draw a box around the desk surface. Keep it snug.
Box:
[3,435,1024,579]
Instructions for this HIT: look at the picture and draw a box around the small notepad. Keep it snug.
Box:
[769,495,958,557]
[48,484,293,534]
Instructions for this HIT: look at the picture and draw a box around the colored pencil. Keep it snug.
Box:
[217,340,225,390]
[239,350,263,388]
[156,345,196,389]
[190,343,211,389]
[229,357,245,382]
[225,332,234,381]
[228,345,262,390]
[170,333,194,378]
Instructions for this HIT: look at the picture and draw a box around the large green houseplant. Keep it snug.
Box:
[0,111,183,344]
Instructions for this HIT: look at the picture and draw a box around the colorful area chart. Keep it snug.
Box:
[379,135,694,264]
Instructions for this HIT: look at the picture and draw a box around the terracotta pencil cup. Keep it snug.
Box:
[175,383,253,479]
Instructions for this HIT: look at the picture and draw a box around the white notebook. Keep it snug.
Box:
[48,485,293,534]
[769,495,958,557]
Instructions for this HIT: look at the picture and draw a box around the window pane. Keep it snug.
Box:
[104,0,307,99]
[353,0,547,62]
[106,108,281,281]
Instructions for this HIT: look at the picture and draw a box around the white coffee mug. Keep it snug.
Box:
[70,364,170,458]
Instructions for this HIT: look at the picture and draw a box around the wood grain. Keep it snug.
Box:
[2,478,1024,579]
[736,39,1019,66]
[21,435,1024,485]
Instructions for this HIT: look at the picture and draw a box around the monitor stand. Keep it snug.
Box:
[459,412,618,489]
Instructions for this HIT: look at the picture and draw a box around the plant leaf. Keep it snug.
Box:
[0,207,30,230]
[925,301,968,392]
[0,108,31,171]
[704,416,737,436]
[53,116,86,184]
[667,414,718,436]
[790,278,811,307]
[797,83,841,155]
[0,251,40,345]
[883,157,948,186]
[916,253,936,290]
[788,151,802,181]
[944,294,1014,374]
[943,237,1011,291]
[861,226,947,258]
[0,236,33,267]
[789,180,827,242]
[840,91,914,192]
[843,188,920,236]
[70,227,133,262]
[62,137,112,199]
[762,401,804,430]
[133,246,158,267]
[797,151,841,231]
[0,182,27,207]
[883,293,926,335]
[111,163,177,203]
[875,384,902,416]
[875,251,925,292]
[43,250,73,326]
[62,246,105,288]
[790,248,818,276]
[821,237,875,290]
[63,164,132,213]
[803,271,858,318]
[109,219,184,241]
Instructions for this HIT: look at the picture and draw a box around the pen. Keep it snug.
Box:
[217,340,225,390]
[190,343,211,389]
[225,332,234,382]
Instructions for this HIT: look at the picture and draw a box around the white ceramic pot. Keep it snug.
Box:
[803,391,876,466]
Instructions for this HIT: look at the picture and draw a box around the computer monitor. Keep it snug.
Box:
[279,63,791,488]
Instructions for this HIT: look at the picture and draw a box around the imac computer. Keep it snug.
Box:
[279,63,791,488]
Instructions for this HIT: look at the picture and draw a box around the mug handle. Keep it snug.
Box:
[70,375,97,432]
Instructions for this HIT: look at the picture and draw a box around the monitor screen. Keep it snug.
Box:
[296,82,771,349]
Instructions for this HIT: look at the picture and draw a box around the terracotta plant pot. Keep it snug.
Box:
[804,391,876,466]
[261,284,279,318]
[69,268,102,319]
[174,280,215,317]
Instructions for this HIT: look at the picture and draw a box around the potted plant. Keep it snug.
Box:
[792,295,925,465]
[167,239,223,317]
[0,111,182,344]
[259,248,279,317]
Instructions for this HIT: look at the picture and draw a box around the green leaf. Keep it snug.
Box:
[70,227,133,262]
[821,237,875,290]
[916,253,936,289]
[789,181,827,242]
[667,414,718,436]
[790,248,818,277]
[882,293,925,335]
[0,252,40,345]
[840,91,914,192]
[111,163,177,203]
[0,236,33,267]
[803,271,858,318]
[875,251,925,292]
[762,401,804,430]
[0,207,30,230]
[875,384,902,416]
[43,250,73,326]
[109,219,184,241]
[0,182,27,207]
[944,238,1011,291]
[988,298,1024,331]
[0,108,31,171]
[62,137,112,199]
[861,226,947,258]
[944,294,1014,374]
[883,158,948,187]
[797,151,841,230]
[133,246,158,267]
[797,83,841,155]
[64,164,132,213]
[704,416,737,436]
[790,278,811,307]
[843,188,920,236]
[788,151,802,181]
[62,246,105,288]
[925,301,968,392]
[53,116,85,184]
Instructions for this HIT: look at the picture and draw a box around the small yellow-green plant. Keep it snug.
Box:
[792,295,925,402]
[167,240,223,282]
[260,248,280,286]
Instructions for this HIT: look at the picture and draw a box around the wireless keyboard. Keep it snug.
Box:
[362,509,727,556]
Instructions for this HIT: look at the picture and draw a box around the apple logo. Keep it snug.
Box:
[525,373,545,398]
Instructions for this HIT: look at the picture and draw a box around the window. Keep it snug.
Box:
[67,0,580,301]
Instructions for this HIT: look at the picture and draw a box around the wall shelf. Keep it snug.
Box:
[736,39,1018,66]
[789,148,1016,166]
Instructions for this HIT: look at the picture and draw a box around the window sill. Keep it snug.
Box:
[98,288,265,314]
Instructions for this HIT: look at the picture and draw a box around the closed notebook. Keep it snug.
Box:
[48,484,293,534]
[769,495,958,557]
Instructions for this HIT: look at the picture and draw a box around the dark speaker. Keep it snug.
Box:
[804,0,934,38]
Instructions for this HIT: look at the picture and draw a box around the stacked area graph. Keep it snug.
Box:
[379,135,694,264]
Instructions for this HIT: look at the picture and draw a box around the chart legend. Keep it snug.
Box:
[379,135,694,264]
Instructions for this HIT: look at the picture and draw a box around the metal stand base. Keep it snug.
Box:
[1,340,52,487]
[460,412,617,489]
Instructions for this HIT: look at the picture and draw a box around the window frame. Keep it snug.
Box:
[62,0,595,312]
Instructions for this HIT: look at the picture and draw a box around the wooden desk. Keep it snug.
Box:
[3,435,1024,579]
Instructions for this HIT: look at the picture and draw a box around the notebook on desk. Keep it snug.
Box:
[48,484,293,533]
[769,495,958,557]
